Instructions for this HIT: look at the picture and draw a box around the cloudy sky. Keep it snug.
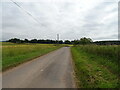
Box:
[1,0,119,41]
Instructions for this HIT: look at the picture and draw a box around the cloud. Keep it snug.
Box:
[1,0,118,41]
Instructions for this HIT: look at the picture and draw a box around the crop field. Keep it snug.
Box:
[71,45,120,88]
[2,42,62,71]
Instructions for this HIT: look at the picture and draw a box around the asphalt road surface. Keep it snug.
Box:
[3,47,76,88]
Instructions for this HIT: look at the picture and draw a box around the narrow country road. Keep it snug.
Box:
[3,47,76,88]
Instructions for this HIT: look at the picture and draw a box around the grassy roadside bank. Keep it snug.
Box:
[71,46,119,88]
[2,43,62,71]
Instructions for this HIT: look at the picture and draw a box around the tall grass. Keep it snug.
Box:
[78,45,119,62]
[71,46,120,88]
[2,43,61,71]
[76,45,120,74]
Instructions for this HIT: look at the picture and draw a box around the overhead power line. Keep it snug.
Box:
[10,0,43,25]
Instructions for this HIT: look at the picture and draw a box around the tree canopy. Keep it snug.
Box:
[6,37,93,45]
[79,37,93,45]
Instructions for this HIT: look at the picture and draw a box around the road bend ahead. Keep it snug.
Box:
[3,47,76,88]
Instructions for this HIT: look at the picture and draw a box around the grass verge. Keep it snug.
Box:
[71,46,119,88]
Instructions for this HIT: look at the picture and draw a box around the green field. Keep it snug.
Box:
[2,43,62,71]
[1,42,120,88]
[71,45,119,88]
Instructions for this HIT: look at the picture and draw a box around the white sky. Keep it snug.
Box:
[1,0,119,41]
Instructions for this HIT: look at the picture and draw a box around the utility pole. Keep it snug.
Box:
[57,34,59,44]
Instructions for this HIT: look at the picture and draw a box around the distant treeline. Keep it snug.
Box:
[94,41,120,45]
[7,38,63,44]
[6,37,93,45]
[6,38,120,45]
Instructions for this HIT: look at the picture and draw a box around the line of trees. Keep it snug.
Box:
[7,38,63,44]
[6,37,93,45]
[94,41,120,45]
